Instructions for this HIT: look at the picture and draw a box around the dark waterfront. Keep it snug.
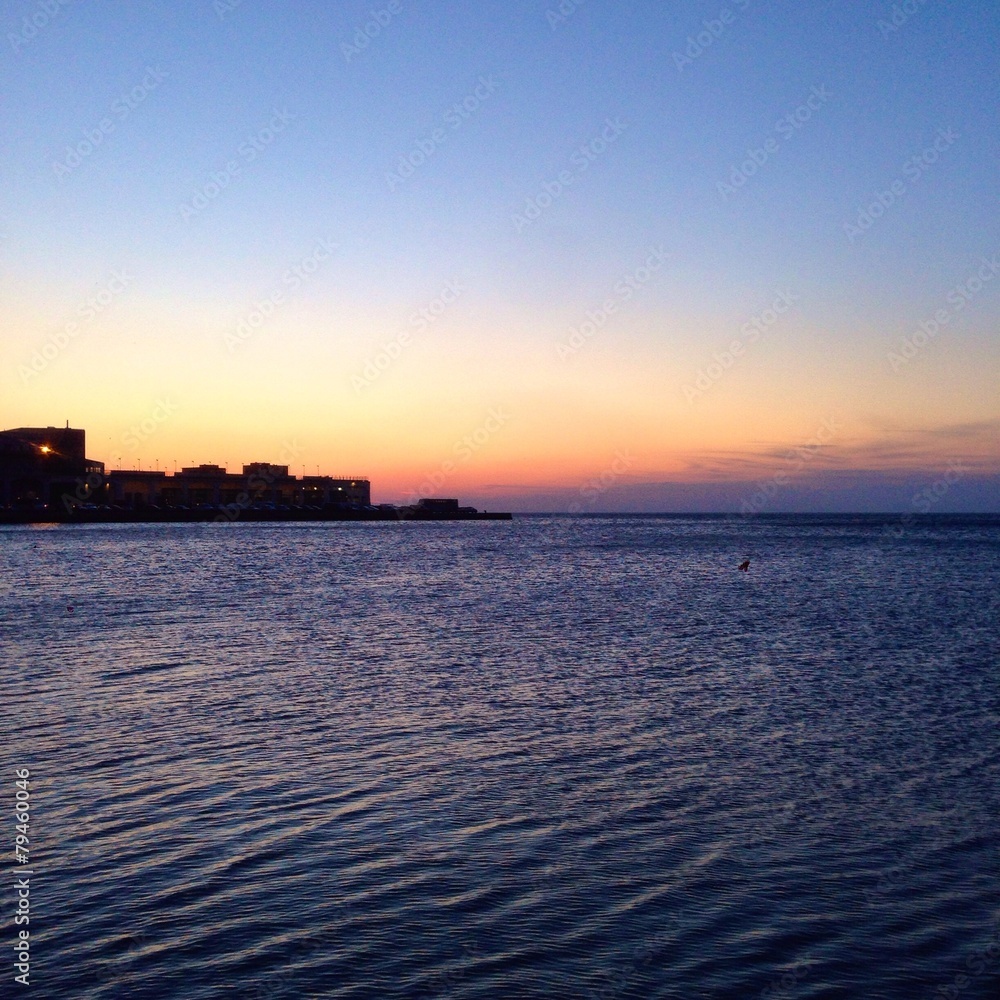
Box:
[4,515,999,998]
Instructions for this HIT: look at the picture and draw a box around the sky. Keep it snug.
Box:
[2,0,998,511]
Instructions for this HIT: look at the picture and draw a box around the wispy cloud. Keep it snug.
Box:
[686,420,1000,480]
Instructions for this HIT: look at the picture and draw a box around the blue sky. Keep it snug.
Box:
[3,0,998,510]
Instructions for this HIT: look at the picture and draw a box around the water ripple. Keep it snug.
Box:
[4,516,1000,998]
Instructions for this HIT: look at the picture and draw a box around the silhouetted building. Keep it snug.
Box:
[106,462,370,508]
[415,498,459,513]
[2,422,371,512]
[405,498,479,519]
[2,423,511,521]
[107,470,166,509]
[0,424,104,508]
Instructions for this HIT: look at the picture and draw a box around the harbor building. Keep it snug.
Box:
[0,423,369,511]
[0,424,105,507]
[0,422,508,521]
[107,463,370,509]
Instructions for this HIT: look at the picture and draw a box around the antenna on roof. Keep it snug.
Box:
[66,420,69,429]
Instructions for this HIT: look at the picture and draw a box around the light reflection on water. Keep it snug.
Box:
[3,515,1000,999]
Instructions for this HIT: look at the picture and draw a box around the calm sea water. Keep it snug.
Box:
[3,515,999,999]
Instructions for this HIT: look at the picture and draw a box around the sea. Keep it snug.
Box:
[3,514,999,999]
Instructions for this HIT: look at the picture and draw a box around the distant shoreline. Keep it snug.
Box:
[0,506,512,525]
[3,510,997,527]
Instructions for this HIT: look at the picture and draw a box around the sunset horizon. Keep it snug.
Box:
[3,412,996,513]
[5,3,998,516]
